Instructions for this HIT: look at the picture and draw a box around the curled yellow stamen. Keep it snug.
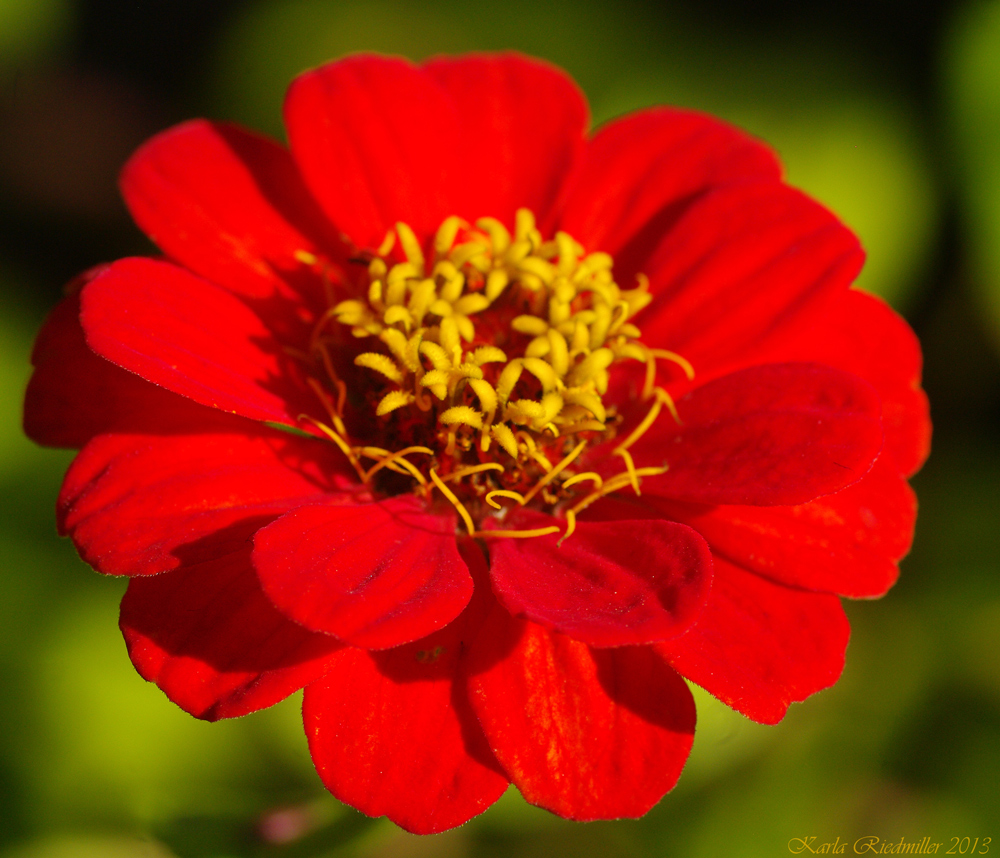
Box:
[444,463,505,482]
[485,489,527,509]
[650,348,695,381]
[297,415,367,482]
[561,471,603,490]
[557,509,577,546]
[364,446,434,484]
[616,448,641,495]
[474,525,561,539]
[567,465,669,517]
[429,468,475,536]
[614,388,668,455]
[521,440,587,506]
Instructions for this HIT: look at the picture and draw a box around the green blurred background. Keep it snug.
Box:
[1,0,999,855]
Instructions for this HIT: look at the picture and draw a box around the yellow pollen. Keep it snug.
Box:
[306,209,693,543]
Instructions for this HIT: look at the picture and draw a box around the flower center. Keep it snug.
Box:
[304,209,693,540]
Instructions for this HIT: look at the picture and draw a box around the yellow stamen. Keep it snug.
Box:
[556,509,577,546]
[474,525,561,539]
[490,423,519,458]
[567,465,669,517]
[521,440,587,505]
[364,446,434,484]
[376,390,416,416]
[396,221,425,267]
[313,210,693,546]
[485,489,527,509]
[306,376,348,438]
[376,230,396,258]
[434,216,462,255]
[614,388,667,454]
[429,468,475,536]
[561,471,603,490]
[297,415,367,482]
[616,447,641,495]
[650,348,696,381]
[440,406,484,430]
[444,463,504,482]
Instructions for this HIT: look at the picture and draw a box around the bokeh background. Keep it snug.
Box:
[2,0,999,855]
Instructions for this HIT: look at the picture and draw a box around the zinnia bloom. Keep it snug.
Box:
[24,53,930,834]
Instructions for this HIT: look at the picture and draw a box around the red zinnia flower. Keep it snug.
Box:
[24,53,930,834]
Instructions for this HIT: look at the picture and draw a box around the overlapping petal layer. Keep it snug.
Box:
[768,289,931,477]
[120,119,342,339]
[487,514,712,646]
[558,107,781,267]
[24,285,233,448]
[642,455,915,599]
[120,547,343,721]
[285,54,465,249]
[635,182,864,374]
[80,257,319,426]
[253,498,472,649]
[58,429,350,576]
[303,542,508,834]
[630,362,884,505]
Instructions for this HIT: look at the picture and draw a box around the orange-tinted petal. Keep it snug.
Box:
[465,607,695,820]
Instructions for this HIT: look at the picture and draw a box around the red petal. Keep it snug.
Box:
[252,497,471,649]
[284,55,464,250]
[629,362,884,506]
[59,429,350,576]
[657,556,849,724]
[120,119,343,339]
[767,289,930,477]
[558,107,780,266]
[637,182,864,375]
[121,546,342,721]
[486,513,712,646]
[465,609,695,820]
[80,257,318,426]
[643,454,915,599]
[24,289,233,448]
[303,541,508,834]
[423,53,588,229]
